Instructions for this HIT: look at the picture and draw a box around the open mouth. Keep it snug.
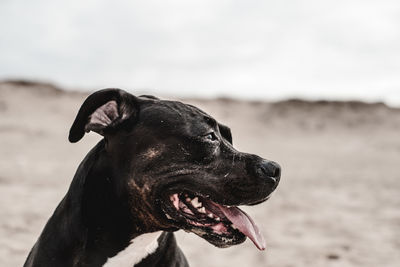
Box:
[163,191,266,250]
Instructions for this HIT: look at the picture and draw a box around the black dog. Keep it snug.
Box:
[24,89,281,267]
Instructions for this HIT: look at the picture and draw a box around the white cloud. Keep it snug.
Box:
[0,0,399,105]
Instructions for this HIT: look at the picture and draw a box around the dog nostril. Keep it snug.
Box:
[269,162,281,179]
[256,161,281,181]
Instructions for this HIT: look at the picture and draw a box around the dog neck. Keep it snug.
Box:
[75,140,156,264]
[26,141,161,266]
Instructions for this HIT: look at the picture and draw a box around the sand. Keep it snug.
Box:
[0,81,399,267]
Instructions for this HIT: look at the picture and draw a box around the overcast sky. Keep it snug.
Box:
[1,0,400,105]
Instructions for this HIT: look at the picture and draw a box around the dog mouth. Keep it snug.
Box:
[162,191,266,250]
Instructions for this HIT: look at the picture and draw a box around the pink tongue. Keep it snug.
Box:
[219,206,266,250]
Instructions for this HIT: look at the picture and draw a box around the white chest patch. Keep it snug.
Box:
[103,231,162,267]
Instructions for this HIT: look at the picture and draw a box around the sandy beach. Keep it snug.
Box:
[0,81,399,267]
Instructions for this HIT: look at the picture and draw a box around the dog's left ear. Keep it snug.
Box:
[218,123,233,145]
[69,88,139,143]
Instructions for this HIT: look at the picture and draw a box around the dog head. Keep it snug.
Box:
[69,89,281,250]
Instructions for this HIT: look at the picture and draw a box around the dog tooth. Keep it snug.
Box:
[207,213,214,218]
[198,207,206,214]
[191,197,202,208]
[184,207,194,215]
[231,224,237,229]
[166,214,172,219]
[215,217,220,221]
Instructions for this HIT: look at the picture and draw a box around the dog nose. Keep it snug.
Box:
[255,160,281,184]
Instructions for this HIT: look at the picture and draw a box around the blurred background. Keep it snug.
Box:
[0,1,399,267]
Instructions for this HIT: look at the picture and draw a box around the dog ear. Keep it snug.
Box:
[68,88,138,143]
[218,123,233,145]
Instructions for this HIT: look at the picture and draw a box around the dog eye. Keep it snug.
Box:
[204,132,217,141]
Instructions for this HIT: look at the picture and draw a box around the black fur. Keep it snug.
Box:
[24,89,280,267]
